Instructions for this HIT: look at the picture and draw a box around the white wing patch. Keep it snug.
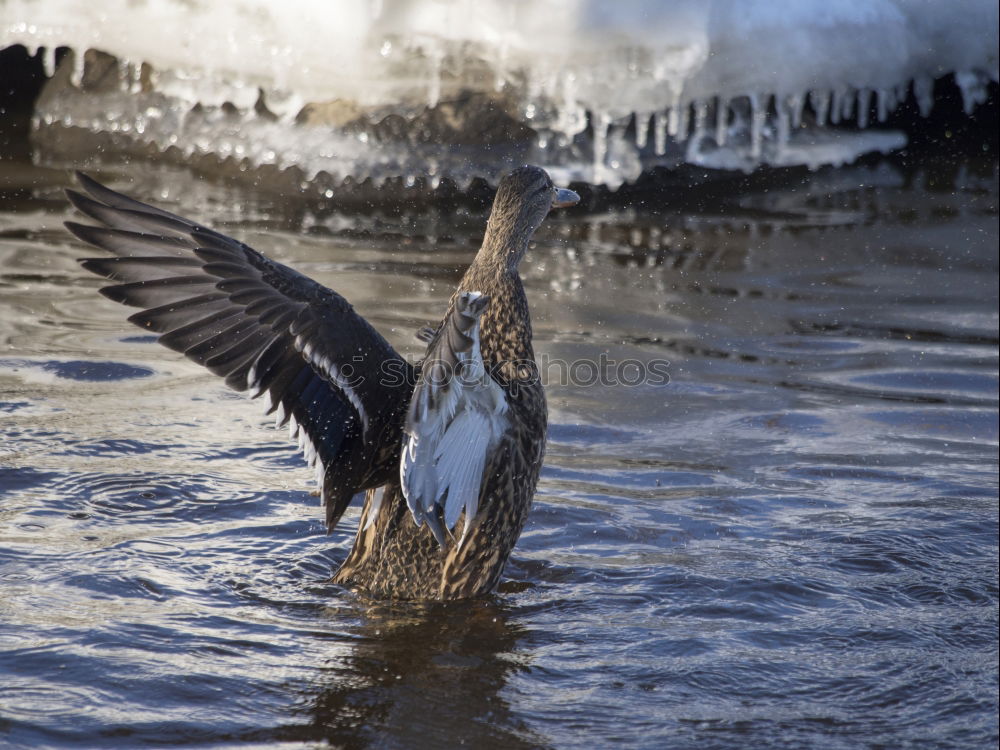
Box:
[399,291,508,546]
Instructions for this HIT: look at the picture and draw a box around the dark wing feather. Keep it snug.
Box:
[67,172,414,530]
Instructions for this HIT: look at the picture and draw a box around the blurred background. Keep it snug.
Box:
[2,0,997,200]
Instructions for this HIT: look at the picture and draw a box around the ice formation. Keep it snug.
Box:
[2,0,997,187]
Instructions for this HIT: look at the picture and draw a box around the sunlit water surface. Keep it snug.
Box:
[1,157,997,748]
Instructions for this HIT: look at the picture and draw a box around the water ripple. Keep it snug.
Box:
[1,159,996,749]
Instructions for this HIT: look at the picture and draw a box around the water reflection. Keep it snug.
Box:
[280,599,545,749]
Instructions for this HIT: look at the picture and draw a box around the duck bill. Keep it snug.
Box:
[552,187,580,209]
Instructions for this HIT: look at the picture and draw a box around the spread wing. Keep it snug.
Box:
[399,291,509,546]
[66,172,414,531]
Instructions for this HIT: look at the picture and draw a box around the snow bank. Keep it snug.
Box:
[2,0,996,186]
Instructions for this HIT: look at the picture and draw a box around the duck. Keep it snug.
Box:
[66,166,579,600]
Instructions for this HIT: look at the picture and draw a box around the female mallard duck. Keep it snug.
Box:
[66,166,578,600]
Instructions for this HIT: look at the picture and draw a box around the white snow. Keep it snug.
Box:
[2,0,997,186]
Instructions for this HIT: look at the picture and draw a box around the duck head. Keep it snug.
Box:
[481,165,579,270]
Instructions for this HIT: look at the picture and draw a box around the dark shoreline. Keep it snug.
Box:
[2,43,997,214]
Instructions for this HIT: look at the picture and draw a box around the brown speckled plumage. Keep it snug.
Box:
[67,166,576,600]
[336,257,548,599]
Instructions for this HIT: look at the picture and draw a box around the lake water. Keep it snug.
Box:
[1,151,997,748]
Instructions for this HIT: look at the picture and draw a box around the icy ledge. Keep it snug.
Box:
[3,0,998,187]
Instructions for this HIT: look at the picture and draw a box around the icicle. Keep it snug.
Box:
[665,89,682,137]
[715,97,728,146]
[555,72,586,140]
[775,100,790,155]
[43,46,56,78]
[856,88,871,129]
[667,99,689,139]
[685,100,708,162]
[955,70,988,115]
[913,76,934,117]
[653,110,667,155]
[676,101,690,141]
[830,89,842,125]
[592,111,612,183]
[691,99,707,142]
[786,92,804,129]
[840,88,855,122]
[811,90,830,126]
[635,111,650,149]
[70,48,85,87]
[876,87,890,122]
[749,93,767,161]
[426,47,443,109]
[263,89,303,122]
[117,58,130,92]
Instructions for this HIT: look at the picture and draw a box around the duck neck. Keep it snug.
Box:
[459,255,535,384]
[478,213,535,273]
[460,249,525,311]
